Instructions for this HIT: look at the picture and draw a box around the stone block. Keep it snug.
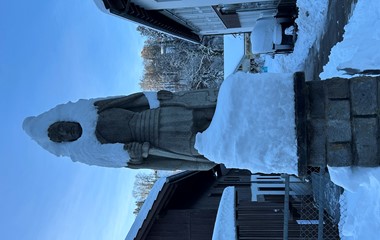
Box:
[326,77,350,99]
[350,77,378,115]
[307,81,325,119]
[326,99,350,120]
[327,120,352,142]
[352,118,379,166]
[327,143,352,167]
[308,120,326,166]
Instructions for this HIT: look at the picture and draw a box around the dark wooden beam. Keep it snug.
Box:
[103,1,201,43]
[212,6,241,29]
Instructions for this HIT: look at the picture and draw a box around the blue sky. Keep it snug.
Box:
[0,0,145,239]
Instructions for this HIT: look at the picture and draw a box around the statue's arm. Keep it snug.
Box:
[95,93,150,113]
[124,142,150,165]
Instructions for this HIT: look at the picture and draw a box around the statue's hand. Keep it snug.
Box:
[124,142,150,164]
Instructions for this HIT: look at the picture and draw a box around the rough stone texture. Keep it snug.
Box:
[326,100,350,120]
[307,76,380,168]
[350,77,378,115]
[326,77,350,99]
[308,119,326,166]
[378,77,380,111]
[294,72,308,177]
[327,120,352,143]
[327,143,352,167]
[308,81,325,119]
[352,118,379,166]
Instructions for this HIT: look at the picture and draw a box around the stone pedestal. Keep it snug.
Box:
[305,75,380,168]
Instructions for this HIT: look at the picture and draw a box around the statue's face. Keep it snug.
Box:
[48,121,82,143]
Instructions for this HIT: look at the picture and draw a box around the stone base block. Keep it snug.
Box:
[327,143,352,167]
[350,77,378,115]
[326,100,350,120]
[326,77,350,99]
[353,118,379,166]
[327,120,352,143]
[307,81,325,119]
[308,120,326,166]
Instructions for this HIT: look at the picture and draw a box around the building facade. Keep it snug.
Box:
[94,0,297,43]
[126,165,340,240]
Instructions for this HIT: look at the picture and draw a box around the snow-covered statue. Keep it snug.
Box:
[23,89,218,171]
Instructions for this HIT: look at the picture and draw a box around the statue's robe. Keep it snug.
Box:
[94,89,218,171]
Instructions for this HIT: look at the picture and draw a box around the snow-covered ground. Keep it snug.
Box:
[320,0,380,79]
[264,0,329,73]
[329,167,380,239]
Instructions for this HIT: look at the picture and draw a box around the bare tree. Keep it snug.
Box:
[137,26,224,91]
[132,171,159,215]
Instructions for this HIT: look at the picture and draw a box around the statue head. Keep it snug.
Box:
[48,121,83,143]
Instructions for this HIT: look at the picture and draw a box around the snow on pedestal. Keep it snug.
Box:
[212,187,237,240]
[195,72,298,174]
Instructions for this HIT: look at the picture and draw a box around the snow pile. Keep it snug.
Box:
[212,187,236,240]
[264,0,329,73]
[328,167,380,239]
[318,1,380,237]
[195,72,298,174]
[23,93,159,168]
[320,0,380,79]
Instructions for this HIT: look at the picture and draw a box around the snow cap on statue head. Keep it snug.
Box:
[22,98,129,167]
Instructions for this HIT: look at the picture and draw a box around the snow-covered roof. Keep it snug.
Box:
[125,170,197,239]
[223,35,245,79]
[212,187,237,240]
[93,0,109,14]
[125,177,167,240]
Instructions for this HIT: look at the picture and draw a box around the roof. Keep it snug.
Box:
[93,0,201,43]
[125,177,166,240]
[223,34,245,78]
[125,171,198,240]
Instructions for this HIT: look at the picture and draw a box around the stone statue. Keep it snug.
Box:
[23,89,218,171]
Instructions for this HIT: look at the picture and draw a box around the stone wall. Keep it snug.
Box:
[307,76,380,167]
